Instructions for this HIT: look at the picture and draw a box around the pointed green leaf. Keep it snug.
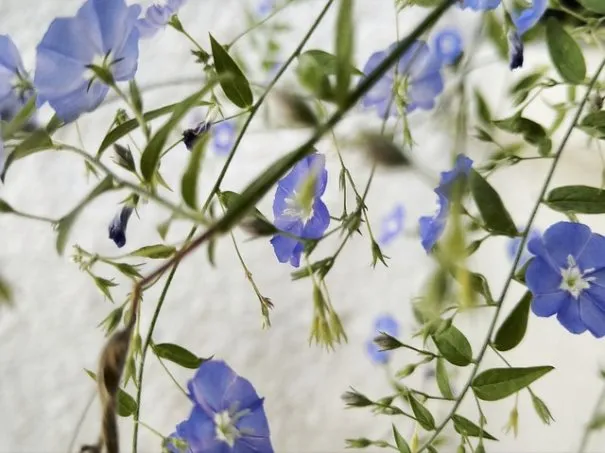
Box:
[129,244,176,259]
[451,415,498,441]
[335,0,354,105]
[531,392,555,425]
[408,395,435,430]
[546,18,586,84]
[392,424,411,453]
[436,358,454,399]
[546,185,605,214]
[432,325,472,367]
[0,199,14,213]
[181,132,209,209]
[493,291,531,351]
[0,274,13,305]
[1,129,53,181]
[472,366,554,401]
[153,342,206,369]
[299,50,363,75]
[469,170,517,237]
[210,34,253,108]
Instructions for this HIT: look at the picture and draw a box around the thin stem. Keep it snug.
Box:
[155,354,189,397]
[111,83,151,139]
[416,56,605,453]
[66,391,96,453]
[227,0,293,48]
[577,382,605,453]
[201,0,338,213]
[4,208,57,224]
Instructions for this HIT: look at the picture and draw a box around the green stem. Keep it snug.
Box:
[201,0,338,213]
[227,0,295,48]
[416,56,605,453]
[111,83,151,139]
[5,208,57,224]
[577,382,605,453]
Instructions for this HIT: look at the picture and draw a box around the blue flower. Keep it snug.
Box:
[211,120,236,156]
[526,221,605,338]
[379,204,405,246]
[432,29,463,65]
[270,152,330,267]
[257,0,275,16]
[183,121,211,151]
[366,314,399,364]
[137,0,186,38]
[459,0,501,10]
[34,0,141,122]
[0,35,34,122]
[108,205,133,248]
[507,227,540,268]
[172,360,274,453]
[508,0,548,69]
[418,155,473,252]
[361,40,444,119]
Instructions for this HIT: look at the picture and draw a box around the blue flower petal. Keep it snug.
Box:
[459,0,501,10]
[235,403,271,440]
[433,29,463,65]
[211,121,236,156]
[366,339,388,365]
[419,193,448,252]
[408,72,444,111]
[435,154,473,198]
[270,221,303,264]
[579,293,605,338]
[525,257,562,295]
[289,242,304,268]
[531,291,568,317]
[379,204,405,246]
[577,232,605,272]
[301,199,330,239]
[542,222,591,268]
[233,436,274,453]
[108,205,133,248]
[187,360,238,414]
[223,378,263,413]
[177,406,225,452]
[513,0,548,36]
[556,299,587,334]
[374,314,399,336]
[367,314,399,364]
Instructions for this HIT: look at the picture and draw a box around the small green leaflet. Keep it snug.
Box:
[472,366,554,401]
[299,49,363,75]
[546,185,605,214]
[408,395,435,430]
[129,244,176,259]
[546,18,586,84]
[451,414,498,441]
[436,358,454,399]
[432,324,473,367]
[493,291,531,352]
[181,132,209,209]
[392,424,411,453]
[153,342,207,369]
[210,34,253,108]
[469,170,518,237]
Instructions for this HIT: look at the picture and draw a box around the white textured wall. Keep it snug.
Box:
[2,1,605,452]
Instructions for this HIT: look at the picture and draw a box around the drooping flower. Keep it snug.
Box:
[34,0,141,122]
[507,227,540,268]
[378,204,405,246]
[137,0,186,38]
[0,35,35,122]
[211,120,236,156]
[432,29,463,65]
[360,40,444,119]
[418,155,473,252]
[508,0,548,69]
[183,121,211,151]
[270,152,330,267]
[459,0,501,11]
[171,360,274,453]
[108,205,133,248]
[526,221,605,337]
[366,314,399,365]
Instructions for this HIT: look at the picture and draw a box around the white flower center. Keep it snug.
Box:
[214,410,239,447]
[283,190,314,223]
[559,255,595,299]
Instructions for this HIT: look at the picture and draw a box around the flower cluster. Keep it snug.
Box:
[168,360,273,453]
[360,29,462,119]
[270,152,330,267]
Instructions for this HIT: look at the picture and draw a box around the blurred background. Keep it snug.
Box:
[2,0,605,451]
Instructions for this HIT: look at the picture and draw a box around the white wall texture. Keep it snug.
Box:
[2,0,605,452]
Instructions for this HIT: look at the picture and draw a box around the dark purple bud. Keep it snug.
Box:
[182,122,211,151]
[508,30,524,70]
[108,206,133,248]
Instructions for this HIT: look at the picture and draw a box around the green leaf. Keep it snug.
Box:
[469,170,518,237]
[474,89,491,125]
[140,85,215,182]
[0,274,13,305]
[335,0,354,105]
[181,131,209,209]
[492,115,552,156]
[493,291,531,352]
[392,424,411,453]
[55,176,115,254]
[84,369,137,417]
[2,96,37,139]
[451,415,498,441]
[153,342,205,369]
[299,49,363,75]
[580,0,605,14]
[472,366,554,401]
[210,34,253,108]
[546,185,605,214]
[129,80,143,115]
[129,244,176,259]
[546,18,586,84]
[408,395,435,430]
[432,325,473,367]
[296,53,335,102]
[485,12,507,60]
[0,199,14,213]
[436,358,454,399]
[531,392,555,425]
[1,129,53,181]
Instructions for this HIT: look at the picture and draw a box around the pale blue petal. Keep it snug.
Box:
[374,314,399,336]
[270,221,303,264]
[460,0,501,10]
[579,293,605,338]
[433,29,463,65]
[177,406,227,453]
[556,300,586,334]
[111,25,140,81]
[408,72,444,111]
[48,80,109,123]
[0,35,25,74]
[235,403,271,439]
[531,291,568,317]
[525,256,562,295]
[188,360,238,414]
[419,193,448,252]
[301,199,330,239]
[223,376,262,413]
[577,233,605,272]
[542,222,591,268]
[513,0,548,35]
[378,204,405,246]
[289,242,304,267]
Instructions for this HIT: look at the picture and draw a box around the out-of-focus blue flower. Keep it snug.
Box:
[418,155,473,252]
[183,121,211,151]
[211,120,236,156]
[137,0,186,38]
[108,205,133,248]
[360,40,444,119]
[433,29,463,65]
[366,314,399,364]
[34,0,141,122]
[379,204,405,246]
[508,0,548,69]
[0,35,34,122]
[171,360,274,453]
[460,0,501,10]
[257,0,275,16]
[507,227,540,268]
[270,152,330,267]
[526,221,605,338]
